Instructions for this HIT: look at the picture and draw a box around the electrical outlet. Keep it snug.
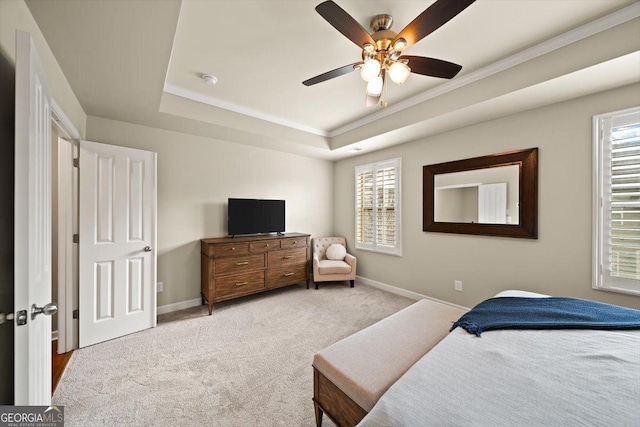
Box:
[157,282,163,292]
[454,280,463,292]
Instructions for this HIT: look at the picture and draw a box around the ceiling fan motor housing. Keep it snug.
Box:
[370,14,396,51]
[370,14,393,32]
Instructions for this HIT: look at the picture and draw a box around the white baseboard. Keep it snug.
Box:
[52,330,58,341]
[357,276,469,311]
[156,279,469,315]
[157,297,202,315]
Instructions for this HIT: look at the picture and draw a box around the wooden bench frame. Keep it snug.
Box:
[313,367,367,427]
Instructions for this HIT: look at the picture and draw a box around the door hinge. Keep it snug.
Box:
[73,234,79,244]
[73,158,79,168]
[72,309,79,319]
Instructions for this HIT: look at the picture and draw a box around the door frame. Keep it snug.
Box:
[52,103,80,354]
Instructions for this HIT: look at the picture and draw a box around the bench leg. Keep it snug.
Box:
[313,400,323,427]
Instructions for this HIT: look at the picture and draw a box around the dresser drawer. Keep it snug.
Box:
[214,254,265,276]
[214,242,250,257]
[268,264,306,289]
[281,237,307,249]
[250,239,281,252]
[268,248,307,267]
[215,271,265,299]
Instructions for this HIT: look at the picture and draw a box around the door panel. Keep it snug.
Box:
[14,30,53,405]
[79,141,156,348]
[478,183,507,224]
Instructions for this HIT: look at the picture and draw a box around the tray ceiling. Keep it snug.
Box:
[26,0,640,159]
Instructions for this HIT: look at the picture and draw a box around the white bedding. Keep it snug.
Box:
[359,296,640,426]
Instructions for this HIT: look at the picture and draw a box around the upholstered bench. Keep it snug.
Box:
[312,298,467,427]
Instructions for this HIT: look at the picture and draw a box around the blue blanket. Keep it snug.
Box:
[450,297,640,336]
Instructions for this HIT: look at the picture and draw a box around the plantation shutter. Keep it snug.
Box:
[355,158,401,255]
[596,108,640,294]
[376,167,396,247]
[356,170,374,245]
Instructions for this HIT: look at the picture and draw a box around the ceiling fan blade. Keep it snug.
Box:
[316,1,376,49]
[400,56,462,79]
[393,0,475,50]
[303,62,359,86]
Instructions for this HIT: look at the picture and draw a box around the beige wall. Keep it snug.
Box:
[0,0,86,138]
[86,116,334,306]
[334,83,640,310]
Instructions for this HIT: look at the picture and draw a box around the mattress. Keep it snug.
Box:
[358,295,640,426]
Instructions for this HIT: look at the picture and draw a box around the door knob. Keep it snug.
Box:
[31,302,58,320]
[144,246,152,252]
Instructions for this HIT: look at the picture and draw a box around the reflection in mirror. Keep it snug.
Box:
[423,148,538,239]
[434,165,519,224]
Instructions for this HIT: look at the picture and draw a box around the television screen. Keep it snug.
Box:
[228,198,285,236]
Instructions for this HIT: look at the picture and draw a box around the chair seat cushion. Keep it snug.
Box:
[318,259,352,275]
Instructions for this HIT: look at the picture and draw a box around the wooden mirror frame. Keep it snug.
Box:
[423,148,538,239]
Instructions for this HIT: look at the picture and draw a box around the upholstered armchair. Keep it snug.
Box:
[312,237,357,289]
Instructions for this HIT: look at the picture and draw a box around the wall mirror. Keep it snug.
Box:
[423,148,538,239]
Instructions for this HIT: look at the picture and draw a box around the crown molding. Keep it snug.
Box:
[327,2,640,138]
[163,84,329,137]
[163,3,639,142]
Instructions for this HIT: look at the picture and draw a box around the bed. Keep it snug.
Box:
[358,291,640,426]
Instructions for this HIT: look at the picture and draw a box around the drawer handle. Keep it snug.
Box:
[265,244,270,247]
[284,272,295,277]
[231,247,236,250]
[283,255,294,259]
[235,282,249,286]
[292,241,297,244]
[235,261,249,266]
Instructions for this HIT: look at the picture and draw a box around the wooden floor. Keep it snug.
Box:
[52,340,73,393]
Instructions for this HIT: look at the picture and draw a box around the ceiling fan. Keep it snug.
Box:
[303,0,476,107]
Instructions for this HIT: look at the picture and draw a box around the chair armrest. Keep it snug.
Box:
[344,253,357,270]
[313,253,321,277]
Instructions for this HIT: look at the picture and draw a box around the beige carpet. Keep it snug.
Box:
[53,281,414,426]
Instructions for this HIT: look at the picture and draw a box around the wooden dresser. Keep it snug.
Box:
[200,233,310,314]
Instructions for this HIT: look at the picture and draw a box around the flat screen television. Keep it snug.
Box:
[228,198,285,236]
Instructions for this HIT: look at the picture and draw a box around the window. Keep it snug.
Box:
[355,158,401,255]
[593,107,640,295]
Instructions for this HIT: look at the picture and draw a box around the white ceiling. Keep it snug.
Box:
[25,0,640,160]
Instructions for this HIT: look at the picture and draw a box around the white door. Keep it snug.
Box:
[79,141,157,348]
[478,183,507,224]
[14,30,55,405]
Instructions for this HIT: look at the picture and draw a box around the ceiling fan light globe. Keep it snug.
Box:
[393,38,407,50]
[360,58,381,82]
[366,76,384,96]
[389,62,410,85]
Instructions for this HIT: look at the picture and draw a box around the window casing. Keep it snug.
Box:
[355,158,401,256]
[593,107,640,295]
